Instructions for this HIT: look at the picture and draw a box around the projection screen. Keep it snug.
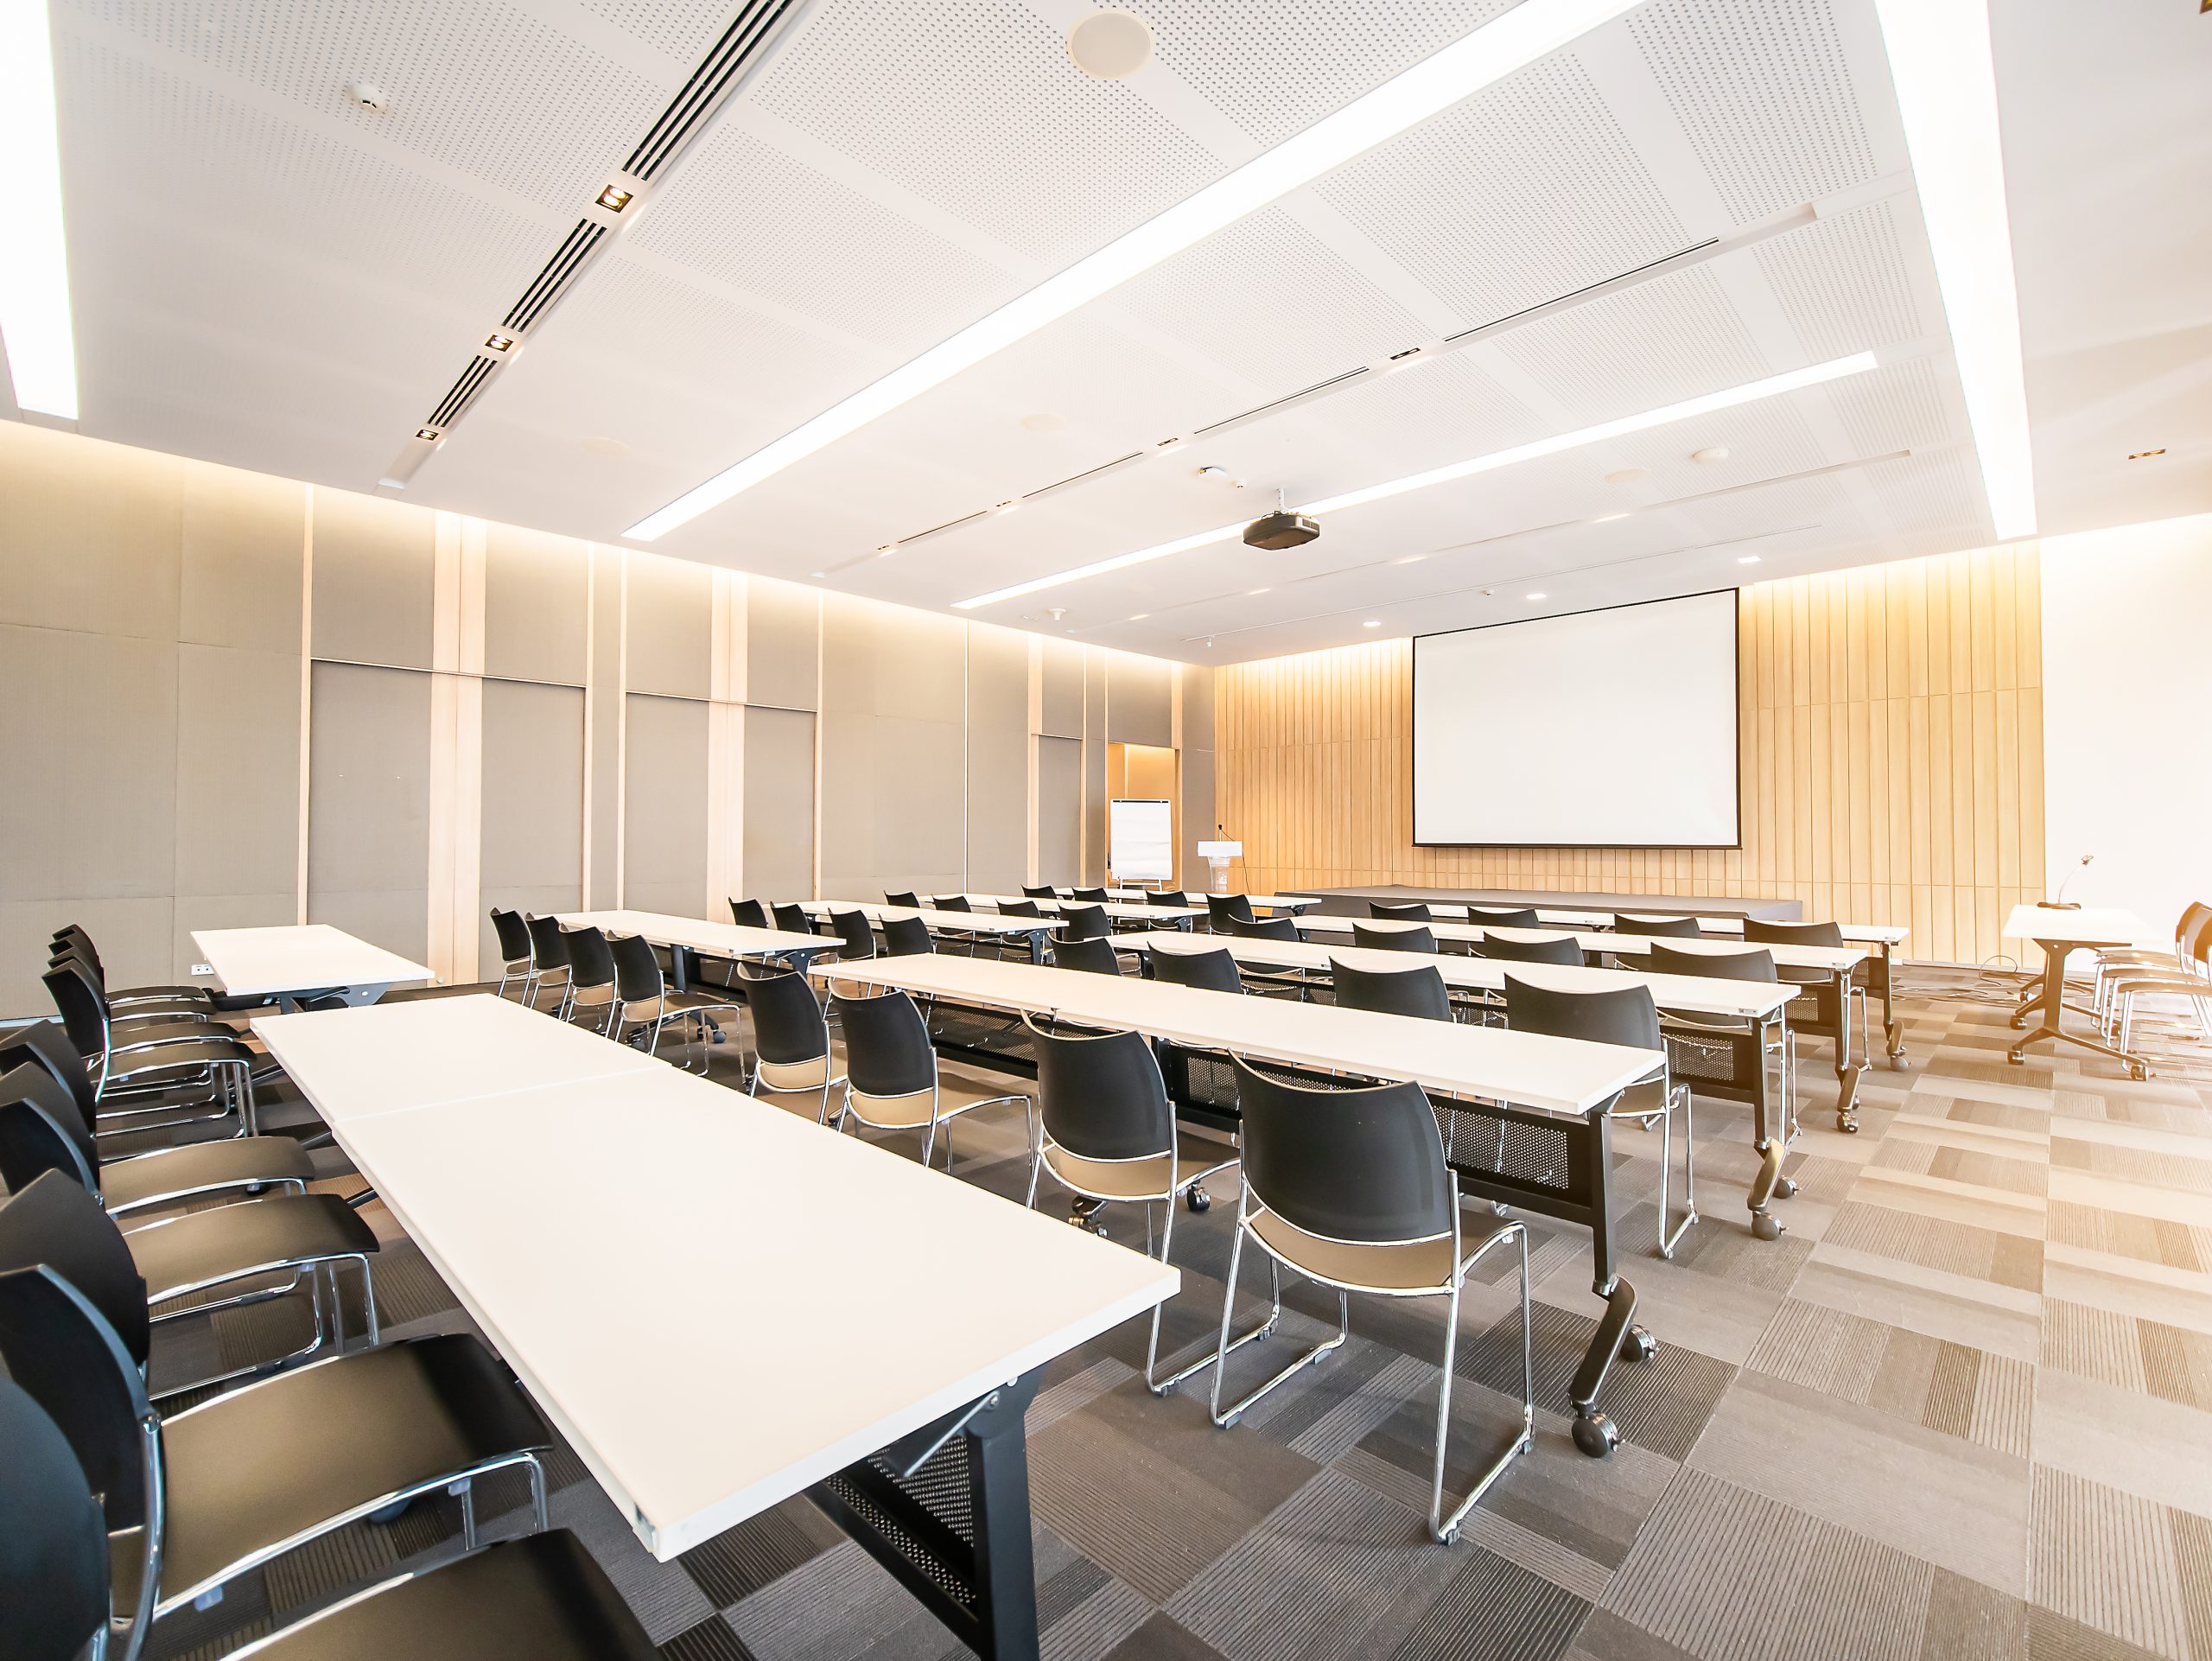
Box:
[1413,590,1739,847]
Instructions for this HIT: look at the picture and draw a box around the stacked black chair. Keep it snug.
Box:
[41,958,258,1136]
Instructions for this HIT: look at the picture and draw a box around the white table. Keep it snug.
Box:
[557,908,826,991]
[254,995,1173,1658]
[2002,903,2157,1078]
[192,923,431,1008]
[811,952,1665,1454]
[803,901,1059,960]
[939,892,1205,926]
[1092,888,1319,913]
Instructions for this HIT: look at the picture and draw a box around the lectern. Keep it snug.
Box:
[1195,839,1242,896]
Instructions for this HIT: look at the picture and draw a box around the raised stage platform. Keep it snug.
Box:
[1287,884,1802,921]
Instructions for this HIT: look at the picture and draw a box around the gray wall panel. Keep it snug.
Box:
[0,898,174,1015]
[822,596,964,722]
[180,466,305,652]
[741,706,816,901]
[622,694,708,918]
[1181,664,1215,747]
[968,626,1028,729]
[586,547,624,905]
[818,710,963,900]
[484,525,589,686]
[306,661,430,961]
[0,424,182,642]
[1108,655,1174,747]
[175,645,301,900]
[1084,652,1107,884]
[309,491,435,669]
[746,579,820,712]
[480,679,585,966]
[1181,749,1216,893]
[171,892,296,983]
[1035,736,1083,888]
[966,726,1028,894]
[1039,638,1084,737]
[624,555,711,700]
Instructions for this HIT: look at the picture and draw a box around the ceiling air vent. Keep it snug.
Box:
[626,0,804,181]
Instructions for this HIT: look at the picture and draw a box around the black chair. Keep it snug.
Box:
[607,933,734,1068]
[999,899,1043,918]
[50,923,260,1013]
[1649,942,1777,983]
[885,890,922,908]
[1147,944,1244,995]
[738,966,843,1123]
[1618,913,1703,939]
[0,1165,380,1396]
[524,914,571,1013]
[1022,884,1058,900]
[1052,934,1122,976]
[562,925,616,1029]
[1023,1019,1240,1392]
[771,901,817,938]
[1643,943,1797,1153]
[829,986,1033,1172]
[1353,921,1437,953]
[1465,907,1540,928]
[1502,977,1695,1258]
[1071,887,1111,905]
[730,897,771,929]
[992,900,1044,961]
[1229,913,1299,942]
[489,909,534,999]
[1475,932,1585,965]
[880,914,934,958]
[1330,957,1452,1021]
[41,961,257,1134]
[1745,919,1870,1078]
[1224,913,1310,996]
[825,907,877,962]
[1211,1060,1531,1543]
[1147,890,1192,908]
[1370,901,1432,921]
[0,1054,311,1221]
[0,1372,111,1661]
[923,893,988,957]
[0,1260,553,1655]
[1058,903,1110,941]
[1205,894,1255,931]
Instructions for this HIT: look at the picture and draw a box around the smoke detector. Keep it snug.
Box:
[348,81,389,112]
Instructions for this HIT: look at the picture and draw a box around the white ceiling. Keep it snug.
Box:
[12,0,2207,664]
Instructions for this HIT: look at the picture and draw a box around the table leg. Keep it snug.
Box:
[1879,944,1907,1068]
[1832,970,1861,1134]
[2009,939,2154,1080]
[670,945,692,994]
[1568,1109,1649,1459]
[1746,1012,1789,1240]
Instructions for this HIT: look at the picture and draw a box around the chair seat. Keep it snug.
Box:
[1607,1074,1672,1119]
[843,1085,937,1130]
[232,1531,658,1661]
[156,1333,551,1615]
[102,1137,315,1212]
[108,983,214,1004]
[125,1193,378,1304]
[1041,1143,1176,1202]
[758,1054,832,1091]
[102,1035,253,1086]
[1247,1205,1516,1295]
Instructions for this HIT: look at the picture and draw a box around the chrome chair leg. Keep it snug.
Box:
[1209,1202,1326,1428]
[1431,1221,1533,1544]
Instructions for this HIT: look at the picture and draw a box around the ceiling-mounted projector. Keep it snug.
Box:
[1243,488,1319,550]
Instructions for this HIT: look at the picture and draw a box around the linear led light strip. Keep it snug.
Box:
[953,352,1881,611]
[623,0,1647,541]
[0,0,79,418]
[1871,0,2034,539]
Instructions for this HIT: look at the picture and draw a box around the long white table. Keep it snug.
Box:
[255,994,1173,1658]
[937,892,1206,925]
[2002,903,2157,1078]
[811,952,1667,1453]
[192,923,432,1008]
[1092,887,1319,913]
[802,900,1059,961]
[557,908,827,991]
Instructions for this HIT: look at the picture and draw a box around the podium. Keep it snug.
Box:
[1195,840,1242,897]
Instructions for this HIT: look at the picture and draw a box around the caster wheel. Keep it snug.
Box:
[1888,1050,1909,1072]
[1774,1175,1798,1200]
[1572,1413,1619,1459]
[2130,1064,2152,1082]
[1186,1185,1211,1213]
[1751,1212,1783,1243]
[1621,1326,1657,1364]
[1437,1525,1459,1546]
[1836,1115,1859,1136]
[2006,1048,2025,1066]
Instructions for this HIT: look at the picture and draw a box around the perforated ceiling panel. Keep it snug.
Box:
[1627,0,1878,226]
[1316,53,1689,329]
[65,0,677,213]
[1827,355,1950,459]
[752,0,1224,266]
[576,0,740,64]
[1751,199,1919,361]
[1490,264,1772,422]
[1128,0,1515,150]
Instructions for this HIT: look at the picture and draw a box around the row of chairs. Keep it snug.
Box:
[2089,899,2212,1049]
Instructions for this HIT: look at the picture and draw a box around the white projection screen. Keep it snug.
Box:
[1413,590,1740,847]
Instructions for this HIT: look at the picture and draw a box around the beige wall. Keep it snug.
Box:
[0,421,1211,1010]
[1214,545,2048,966]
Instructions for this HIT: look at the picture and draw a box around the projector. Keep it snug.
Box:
[1243,499,1319,550]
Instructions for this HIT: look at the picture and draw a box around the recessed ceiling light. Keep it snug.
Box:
[1526,592,1547,601]
[1874,0,2035,538]
[1362,619,1382,627]
[484,332,516,353]
[1066,8,1154,79]
[624,0,1649,540]
[579,434,627,458]
[1019,411,1066,433]
[595,184,632,212]
[2127,447,2166,461]
[1128,613,1149,621]
[1690,445,1730,464]
[1737,554,1762,565]
[809,570,826,579]
[955,352,1878,610]
[995,500,1021,515]
[0,0,78,418]
[1156,436,1186,451]
[1604,467,1651,485]
[1593,512,1630,523]
[414,427,439,442]
[1247,587,1271,595]
[1394,554,1427,565]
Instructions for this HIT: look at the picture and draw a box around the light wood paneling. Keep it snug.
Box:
[1214,547,2048,965]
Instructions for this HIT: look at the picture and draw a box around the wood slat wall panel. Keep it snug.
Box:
[1213,546,2047,965]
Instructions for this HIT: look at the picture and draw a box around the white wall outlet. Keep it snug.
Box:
[191,963,213,976]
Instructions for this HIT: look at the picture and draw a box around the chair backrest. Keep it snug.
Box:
[0,1373,110,1661]
[0,1264,155,1535]
[1230,913,1300,942]
[880,915,934,958]
[0,1022,100,1127]
[1331,958,1451,1022]
[1071,888,1111,904]
[885,890,921,909]
[1147,890,1191,908]
[772,902,817,937]
[608,933,663,1004]
[1618,913,1702,939]
[564,925,615,990]
[2172,901,2212,954]
[999,899,1042,919]
[1370,901,1432,921]
[827,907,875,960]
[1502,974,1662,1050]
[0,1066,99,1196]
[0,1172,151,1369]
[1025,1019,1173,1161]
[1148,945,1243,995]
[41,964,109,1060]
[1052,934,1122,975]
[730,898,770,929]
[1649,942,1777,983]
[1352,922,1437,954]
[1022,884,1058,900]
[525,914,570,971]
[936,894,973,913]
[489,908,532,964]
[1744,919,1845,950]
[739,968,829,1066]
[1475,931,1584,965]
[1058,903,1109,941]
[831,988,937,1098]
[1465,906,1540,928]
[1230,1059,1451,1244]
[1206,894,1255,927]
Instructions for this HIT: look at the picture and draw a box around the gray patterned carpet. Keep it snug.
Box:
[143,972,2212,1661]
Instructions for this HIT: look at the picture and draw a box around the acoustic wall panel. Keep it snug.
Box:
[0,421,182,643]
[745,576,821,712]
[307,661,432,960]
[624,553,712,699]
[1039,637,1084,738]
[742,705,816,901]
[309,490,435,669]
[178,462,305,652]
[175,643,302,973]
[483,523,589,686]
[480,678,585,968]
[1036,735,1083,887]
[622,693,709,917]
[966,626,1030,894]
[1107,652,1173,747]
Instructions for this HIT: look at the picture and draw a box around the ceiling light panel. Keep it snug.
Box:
[1,0,76,417]
[753,0,1224,266]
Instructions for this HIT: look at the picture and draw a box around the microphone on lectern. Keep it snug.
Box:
[2038,853,2093,911]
